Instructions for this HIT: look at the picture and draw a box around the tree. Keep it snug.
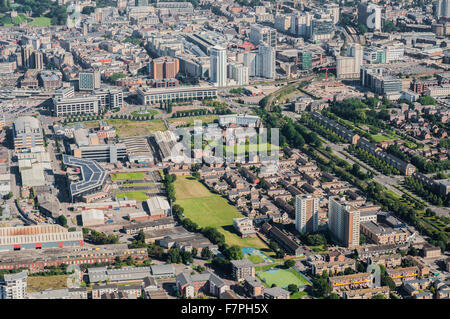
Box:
[287,284,298,294]
[284,259,295,269]
[167,248,182,264]
[201,247,213,260]
[223,245,243,260]
[57,215,68,227]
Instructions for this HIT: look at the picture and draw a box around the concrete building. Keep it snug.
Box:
[328,197,360,248]
[249,24,277,48]
[210,46,227,87]
[295,194,319,233]
[137,85,217,104]
[81,209,105,227]
[13,116,44,152]
[150,56,180,80]
[230,259,255,281]
[0,271,27,299]
[79,70,101,91]
[337,44,363,79]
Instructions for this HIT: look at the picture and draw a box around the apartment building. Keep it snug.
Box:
[230,259,255,281]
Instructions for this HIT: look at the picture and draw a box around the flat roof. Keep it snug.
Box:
[63,155,106,197]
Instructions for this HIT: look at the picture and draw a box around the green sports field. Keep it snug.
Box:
[175,176,271,251]
[116,191,149,201]
[257,268,311,288]
[111,172,145,181]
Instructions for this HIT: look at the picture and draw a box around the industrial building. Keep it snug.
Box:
[0,224,83,252]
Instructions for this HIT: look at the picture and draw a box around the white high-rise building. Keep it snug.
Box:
[436,0,450,18]
[229,63,249,86]
[295,195,319,233]
[243,52,257,76]
[0,271,27,299]
[324,3,340,25]
[257,43,276,79]
[210,46,227,87]
[249,24,277,48]
[290,12,312,37]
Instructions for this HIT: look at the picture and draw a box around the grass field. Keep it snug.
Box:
[31,17,51,26]
[27,275,69,293]
[116,191,149,201]
[111,172,145,181]
[290,291,308,299]
[131,109,159,118]
[175,176,271,251]
[257,268,310,289]
[121,182,155,187]
[168,115,218,127]
[371,134,395,142]
[247,255,265,264]
[108,119,166,137]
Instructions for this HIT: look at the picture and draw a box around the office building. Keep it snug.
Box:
[210,46,227,87]
[357,2,381,31]
[137,85,217,105]
[0,271,27,299]
[79,70,101,91]
[63,155,107,202]
[328,197,360,248]
[295,195,319,233]
[249,24,277,48]
[13,116,44,152]
[53,95,99,117]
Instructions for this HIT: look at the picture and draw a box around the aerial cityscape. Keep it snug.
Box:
[0,0,449,303]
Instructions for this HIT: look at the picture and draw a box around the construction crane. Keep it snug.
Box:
[319,66,336,82]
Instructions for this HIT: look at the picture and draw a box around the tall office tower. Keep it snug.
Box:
[328,197,360,248]
[257,43,276,79]
[79,70,101,91]
[243,52,257,76]
[436,0,450,18]
[324,3,340,25]
[33,51,43,70]
[290,12,312,37]
[21,46,33,69]
[13,116,44,152]
[0,271,27,299]
[249,24,277,48]
[135,0,148,6]
[295,195,319,233]
[357,1,382,32]
[210,46,227,87]
[150,56,180,80]
[337,43,363,79]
